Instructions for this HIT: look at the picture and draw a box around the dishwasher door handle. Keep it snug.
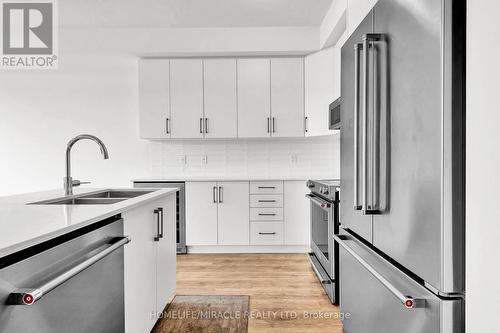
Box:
[8,236,130,306]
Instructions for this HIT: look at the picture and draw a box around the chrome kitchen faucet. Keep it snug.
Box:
[63,134,109,195]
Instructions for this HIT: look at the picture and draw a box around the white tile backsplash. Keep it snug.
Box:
[148,134,340,179]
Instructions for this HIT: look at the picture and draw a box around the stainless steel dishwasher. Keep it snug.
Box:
[0,216,129,333]
[133,181,186,253]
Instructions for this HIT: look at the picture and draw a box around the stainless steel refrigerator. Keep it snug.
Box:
[335,0,465,332]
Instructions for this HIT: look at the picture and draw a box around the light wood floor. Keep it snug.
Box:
[175,253,343,333]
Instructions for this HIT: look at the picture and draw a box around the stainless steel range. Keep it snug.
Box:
[306,179,340,304]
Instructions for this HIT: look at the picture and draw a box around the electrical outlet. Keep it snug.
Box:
[202,155,208,164]
[180,155,187,164]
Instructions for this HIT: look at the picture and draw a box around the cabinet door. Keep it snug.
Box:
[305,47,335,136]
[203,59,237,138]
[139,59,170,139]
[284,181,311,245]
[185,182,218,245]
[123,200,160,333]
[156,194,177,313]
[237,58,271,138]
[217,182,250,245]
[170,59,204,138]
[270,58,304,137]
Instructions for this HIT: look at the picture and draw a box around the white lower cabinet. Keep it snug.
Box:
[217,182,250,245]
[185,180,311,250]
[123,194,176,333]
[185,182,218,245]
[250,222,284,245]
[284,181,311,245]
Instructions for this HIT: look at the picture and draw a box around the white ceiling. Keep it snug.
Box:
[60,0,334,28]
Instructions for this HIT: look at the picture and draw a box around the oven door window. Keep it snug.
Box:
[312,204,330,260]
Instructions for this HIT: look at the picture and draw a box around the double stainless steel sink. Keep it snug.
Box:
[31,189,154,205]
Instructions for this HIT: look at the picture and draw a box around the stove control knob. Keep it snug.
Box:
[323,189,329,195]
[319,187,324,194]
[307,181,315,188]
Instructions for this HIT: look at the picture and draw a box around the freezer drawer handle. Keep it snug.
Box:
[334,234,425,309]
[8,236,130,306]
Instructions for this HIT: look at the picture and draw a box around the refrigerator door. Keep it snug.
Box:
[340,11,374,242]
[336,231,463,333]
[370,0,465,294]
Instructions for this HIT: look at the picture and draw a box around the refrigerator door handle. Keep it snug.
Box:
[362,33,383,215]
[353,43,363,211]
[334,234,425,309]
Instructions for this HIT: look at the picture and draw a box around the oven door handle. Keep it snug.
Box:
[305,194,331,212]
[7,236,130,306]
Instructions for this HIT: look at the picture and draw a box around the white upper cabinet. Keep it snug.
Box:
[270,58,305,138]
[347,0,378,37]
[170,59,204,138]
[237,58,271,138]
[305,47,336,137]
[138,59,170,139]
[139,57,306,139]
[203,59,238,138]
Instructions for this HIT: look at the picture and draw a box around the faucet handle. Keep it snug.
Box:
[72,180,91,187]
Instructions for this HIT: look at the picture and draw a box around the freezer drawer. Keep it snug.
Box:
[335,231,463,333]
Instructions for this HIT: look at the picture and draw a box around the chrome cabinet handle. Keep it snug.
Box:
[166,118,171,134]
[258,186,276,189]
[8,236,130,305]
[258,232,276,235]
[213,186,217,203]
[204,118,209,134]
[153,208,163,241]
[218,186,223,203]
[258,213,276,216]
[334,234,425,309]
[258,200,276,203]
[200,118,203,134]
[272,117,276,133]
[353,43,363,210]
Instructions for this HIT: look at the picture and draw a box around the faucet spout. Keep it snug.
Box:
[64,134,109,196]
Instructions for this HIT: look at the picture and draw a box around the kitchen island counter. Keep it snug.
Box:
[0,187,178,259]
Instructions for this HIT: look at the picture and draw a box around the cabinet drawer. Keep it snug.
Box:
[250,194,283,208]
[250,181,283,194]
[250,222,284,245]
[250,208,283,221]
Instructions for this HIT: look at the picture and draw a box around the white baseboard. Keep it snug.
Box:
[186,245,311,254]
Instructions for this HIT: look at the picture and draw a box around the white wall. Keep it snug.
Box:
[0,53,149,196]
[466,0,500,331]
[148,135,340,180]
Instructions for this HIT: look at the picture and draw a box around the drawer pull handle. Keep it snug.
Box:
[258,200,276,203]
[259,232,276,235]
[258,186,276,189]
[258,213,276,216]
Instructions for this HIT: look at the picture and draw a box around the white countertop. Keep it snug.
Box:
[131,177,335,182]
[0,187,178,259]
